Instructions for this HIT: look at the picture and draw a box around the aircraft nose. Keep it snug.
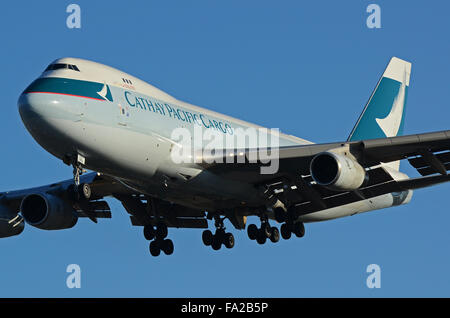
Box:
[18,92,32,116]
[17,90,63,143]
[17,89,74,160]
[17,92,45,127]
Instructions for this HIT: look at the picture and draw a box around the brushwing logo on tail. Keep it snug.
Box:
[375,71,407,137]
[97,83,114,102]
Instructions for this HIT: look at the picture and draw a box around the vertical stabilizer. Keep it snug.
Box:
[348,57,412,170]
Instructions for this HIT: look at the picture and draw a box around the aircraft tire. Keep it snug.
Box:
[78,183,91,200]
[149,240,161,257]
[293,222,305,238]
[224,233,235,249]
[270,227,280,243]
[143,225,155,241]
[256,230,267,245]
[162,239,174,255]
[211,235,222,250]
[261,223,271,238]
[202,230,213,246]
[247,224,258,240]
[156,223,168,239]
[280,223,292,240]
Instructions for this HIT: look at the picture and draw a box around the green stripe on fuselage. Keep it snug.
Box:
[23,77,112,101]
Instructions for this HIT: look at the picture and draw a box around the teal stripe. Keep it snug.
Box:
[23,77,113,102]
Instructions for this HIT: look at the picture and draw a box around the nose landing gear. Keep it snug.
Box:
[68,158,91,202]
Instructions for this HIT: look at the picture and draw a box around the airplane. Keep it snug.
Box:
[2,56,450,257]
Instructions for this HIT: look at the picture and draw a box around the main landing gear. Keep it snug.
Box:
[280,221,305,240]
[144,223,174,257]
[202,216,235,251]
[247,216,280,245]
[274,206,306,240]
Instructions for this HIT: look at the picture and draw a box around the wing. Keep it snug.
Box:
[202,129,450,218]
[0,173,122,237]
[0,171,207,238]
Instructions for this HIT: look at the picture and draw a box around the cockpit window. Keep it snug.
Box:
[44,63,80,72]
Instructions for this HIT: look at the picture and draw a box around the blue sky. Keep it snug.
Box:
[1,1,450,297]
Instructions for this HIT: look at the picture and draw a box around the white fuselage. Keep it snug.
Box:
[17,58,412,222]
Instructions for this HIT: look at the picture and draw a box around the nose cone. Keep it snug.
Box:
[17,78,89,164]
[17,89,72,160]
[17,92,52,136]
[18,92,35,123]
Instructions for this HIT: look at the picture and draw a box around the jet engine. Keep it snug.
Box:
[0,204,24,238]
[20,193,78,230]
[310,152,367,191]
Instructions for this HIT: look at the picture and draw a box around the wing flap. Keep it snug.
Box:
[358,130,450,166]
[408,151,450,169]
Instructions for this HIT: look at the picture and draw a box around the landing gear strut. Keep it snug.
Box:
[141,197,175,257]
[144,222,174,257]
[247,215,280,245]
[73,164,82,187]
[68,160,92,201]
[202,216,235,250]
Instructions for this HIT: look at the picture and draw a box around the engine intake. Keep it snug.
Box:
[310,152,367,191]
[20,193,78,230]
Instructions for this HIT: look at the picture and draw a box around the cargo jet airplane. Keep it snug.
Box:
[2,57,450,256]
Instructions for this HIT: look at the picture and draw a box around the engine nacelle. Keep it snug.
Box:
[310,152,367,191]
[0,204,24,238]
[20,193,78,230]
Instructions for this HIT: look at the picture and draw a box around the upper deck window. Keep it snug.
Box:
[44,63,80,72]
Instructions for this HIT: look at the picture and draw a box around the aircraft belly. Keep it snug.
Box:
[120,168,263,211]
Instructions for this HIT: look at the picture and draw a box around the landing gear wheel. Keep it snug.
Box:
[161,239,174,255]
[270,227,280,243]
[280,223,292,240]
[202,230,213,246]
[211,235,222,250]
[149,240,161,257]
[156,223,168,239]
[256,230,267,245]
[261,223,271,238]
[143,225,155,241]
[78,183,91,200]
[293,222,305,238]
[223,233,235,249]
[247,224,258,240]
[274,207,286,223]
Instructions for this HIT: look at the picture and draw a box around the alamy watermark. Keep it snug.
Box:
[366,264,381,289]
[66,264,81,289]
[366,4,381,29]
[66,4,81,29]
[169,126,281,175]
